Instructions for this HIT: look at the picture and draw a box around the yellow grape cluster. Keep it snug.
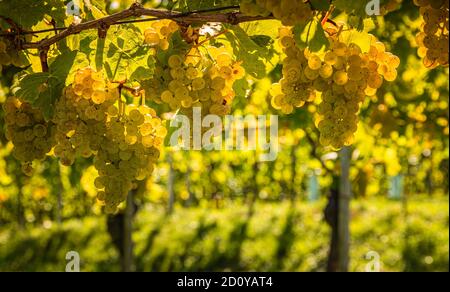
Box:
[51,67,167,213]
[94,104,166,213]
[0,39,27,70]
[240,0,313,26]
[270,28,317,114]
[144,20,179,51]
[53,68,119,166]
[414,0,449,68]
[3,97,55,176]
[145,47,245,117]
[271,27,400,149]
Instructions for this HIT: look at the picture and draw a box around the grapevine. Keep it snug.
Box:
[0,1,447,215]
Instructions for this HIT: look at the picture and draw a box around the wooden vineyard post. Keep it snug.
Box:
[122,192,134,272]
[338,146,352,272]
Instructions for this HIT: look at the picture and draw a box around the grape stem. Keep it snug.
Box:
[321,5,336,27]
[112,80,141,97]
[0,3,273,51]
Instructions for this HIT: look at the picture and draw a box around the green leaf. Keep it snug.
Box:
[13,73,53,102]
[339,30,373,53]
[49,50,78,80]
[225,26,275,79]
[85,0,108,18]
[233,78,250,99]
[250,35,274,47]
[309,0,331,11]
[128,53,155,81]
[74,25,155,81]
[13,72,60,120]
[293,19,329,52]
[333,0,369,19]
[0,0,66,28]
[11,50,88,120]
[240,20,282,40]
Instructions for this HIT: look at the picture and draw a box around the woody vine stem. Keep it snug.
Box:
[0,3,273,50]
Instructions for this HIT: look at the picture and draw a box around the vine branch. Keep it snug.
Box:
[0,3,273,50]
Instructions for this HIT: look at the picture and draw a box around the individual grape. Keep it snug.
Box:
[333,71,349,85]
[308,54,322,70]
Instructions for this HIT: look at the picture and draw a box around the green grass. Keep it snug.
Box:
[0,197,448,272]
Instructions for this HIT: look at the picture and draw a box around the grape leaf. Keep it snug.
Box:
[225,26,275,79]
[339,30,372,53]
[250,35,274,48]
[84,0,107,19]
[13,72,60,120]
[0,0,66,28]
[102,26,154,80]
[333,0,369,19]
[13,50,87,119]
[309,0,331,11]
[293,19,329,52]
[240,20,282,40]
[49,50,81,80]
[76,25,155,81]
[233,78,250,99]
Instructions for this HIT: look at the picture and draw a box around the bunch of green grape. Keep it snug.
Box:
[94,104,166,213]
[3,97,55,176]
[271,27,400,149]
[414,0,449,68]
[145,46,245,117]
[51,67,167,213]
[270,27,317,114]
[144,19,179,51]
[0,38,27,70]
[53,68,119,166]
[240,0,313,26]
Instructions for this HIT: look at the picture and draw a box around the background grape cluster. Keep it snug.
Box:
[414,0,449,68]
[270,26,400,149]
